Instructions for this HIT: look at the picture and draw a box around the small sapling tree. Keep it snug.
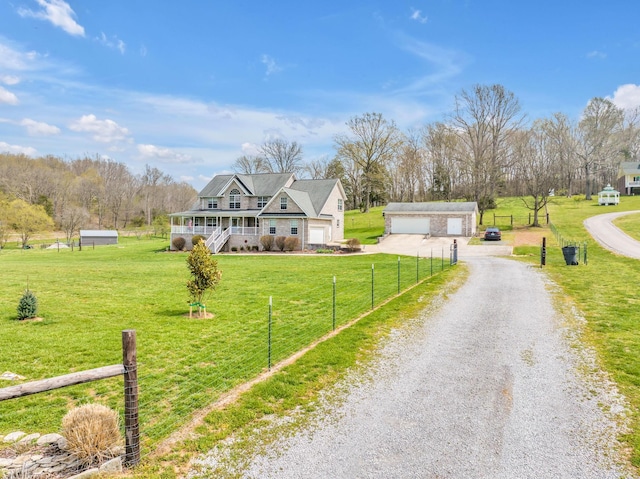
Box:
[186,242,222,317]
[17,289,38,320]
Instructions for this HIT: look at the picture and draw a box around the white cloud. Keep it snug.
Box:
[20,118,61,136]
[609,84,640,110]
[261,54,282,76]
[587,50,606,60]
[241,142,260,155]
[0,75,20,85]
[0,42,39,71]
[140,44,148,57]
[410,8,428,24]
[0,86,19,105]
[69,114,130,143]
[97,32,126,54]
[0,141,37,156]
[17,0,85,37]
[137,144,192,164]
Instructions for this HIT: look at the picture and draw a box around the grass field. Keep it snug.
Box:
[0,236,452,458]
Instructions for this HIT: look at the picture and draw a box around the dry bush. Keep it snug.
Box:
[346,237,361,252]
[275,236,287,251]
[284,236,300,251]
[260,235,274,251]
[172,236,186,250]
[62,404,123,466]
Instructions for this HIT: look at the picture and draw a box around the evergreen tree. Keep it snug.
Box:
[186,242,222,313]
[17,289,38,320]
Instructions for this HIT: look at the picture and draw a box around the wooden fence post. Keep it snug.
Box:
[122,330,140,467]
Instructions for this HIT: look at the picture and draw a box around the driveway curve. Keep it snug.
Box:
[584,210,640,259]
[191,257,631,479]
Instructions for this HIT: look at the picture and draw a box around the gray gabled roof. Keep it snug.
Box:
[619,162,640,175]
[283,188,317,217]
[289,179,340,215]
[80,230,118,237]
[384,202,478,213]
[198,173,294,197]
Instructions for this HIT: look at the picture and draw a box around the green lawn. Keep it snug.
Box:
[613,212,640,241]
[344,206,385,244]
[0,237,451,451]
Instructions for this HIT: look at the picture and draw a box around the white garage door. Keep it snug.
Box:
[309,228,324,244]
[447,218,463,235]
[391,217,430,234]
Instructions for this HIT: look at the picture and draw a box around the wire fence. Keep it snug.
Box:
[0,249,456,467]
[548,222,588,265]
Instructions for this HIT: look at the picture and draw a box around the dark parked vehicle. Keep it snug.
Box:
[484,227,501,241]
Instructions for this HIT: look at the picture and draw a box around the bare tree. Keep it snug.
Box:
[539,113,578,196]
[141,164,168,225]
[334,112,400,212]
[512,121,559,226]
[232,155,266,174]
[303,156,331,179]
[422,122,460,201]
[451,84,524,224]
[259,139,304,173]
[60,206,90,243]
[575,97,624,199]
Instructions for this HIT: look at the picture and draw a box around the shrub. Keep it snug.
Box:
[17,289,37,320]
[260,235,274,251]
[346,238,361,252]
[275,236,287,251]
[284,236,300,251]
[231,246,238,252]
[172,236,186,250]
[62,404,123,466]
[316,248,334,254]
[191,234,204,246]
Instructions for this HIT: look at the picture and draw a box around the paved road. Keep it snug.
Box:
[192,257,630,478]
[584,210,640,259]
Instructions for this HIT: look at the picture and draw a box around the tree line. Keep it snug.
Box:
[0,155,197,246]
[234,84,640,225]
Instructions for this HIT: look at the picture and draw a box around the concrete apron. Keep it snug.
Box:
[372,234,513,258]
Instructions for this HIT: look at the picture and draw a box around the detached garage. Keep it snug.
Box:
[383,202,478,237]
[80,230,118,246]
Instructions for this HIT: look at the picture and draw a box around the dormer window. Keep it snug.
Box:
[257,196,269,208]
[229,189,241,209]
[207,198,218,209]
[280,197,288,210]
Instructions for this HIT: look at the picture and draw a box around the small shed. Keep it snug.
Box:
[598,184,620,206]
[383,202,478,237]
[80,230,118,246]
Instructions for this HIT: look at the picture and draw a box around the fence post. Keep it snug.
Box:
[441,247,444,271]
[371,264,375,309]
[122,330,140,468]
[397,257,400,294]
[268,297,272,370]
[430,249,433,276]
[416,252,419,284]
[541,237,546,267]
[332,276,336,330]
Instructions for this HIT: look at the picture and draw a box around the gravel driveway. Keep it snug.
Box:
[191,257,632,478]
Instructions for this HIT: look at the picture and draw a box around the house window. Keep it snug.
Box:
[290,220,298,235]
[207,198,218,209]
[634,176,640,182]
[229,189,241,209]
[338,199,343,211]
[337,219,340,228]
[206,217,217,227]
[258,196,269,208]
[280,197,288,210]
[269,219,276,235]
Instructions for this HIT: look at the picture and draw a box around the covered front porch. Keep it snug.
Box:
[169,213,261,236]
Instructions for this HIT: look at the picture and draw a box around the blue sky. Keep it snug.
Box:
[1,1,639,190]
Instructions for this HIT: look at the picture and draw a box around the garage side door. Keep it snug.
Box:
[447,218,463,235]
[391,217,430,234]
[309,227,324,244]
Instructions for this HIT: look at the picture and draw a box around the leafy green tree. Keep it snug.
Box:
[186,242,222,313]
[8,199,55,247]
[152,214,169,238]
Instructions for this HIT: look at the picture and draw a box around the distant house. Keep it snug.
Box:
[383,202,478,237]
[80,230,118,246]
[617,162,640,195]
[169,173,346,252]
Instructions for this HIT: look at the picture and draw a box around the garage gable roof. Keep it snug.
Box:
[384,202,478,214]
